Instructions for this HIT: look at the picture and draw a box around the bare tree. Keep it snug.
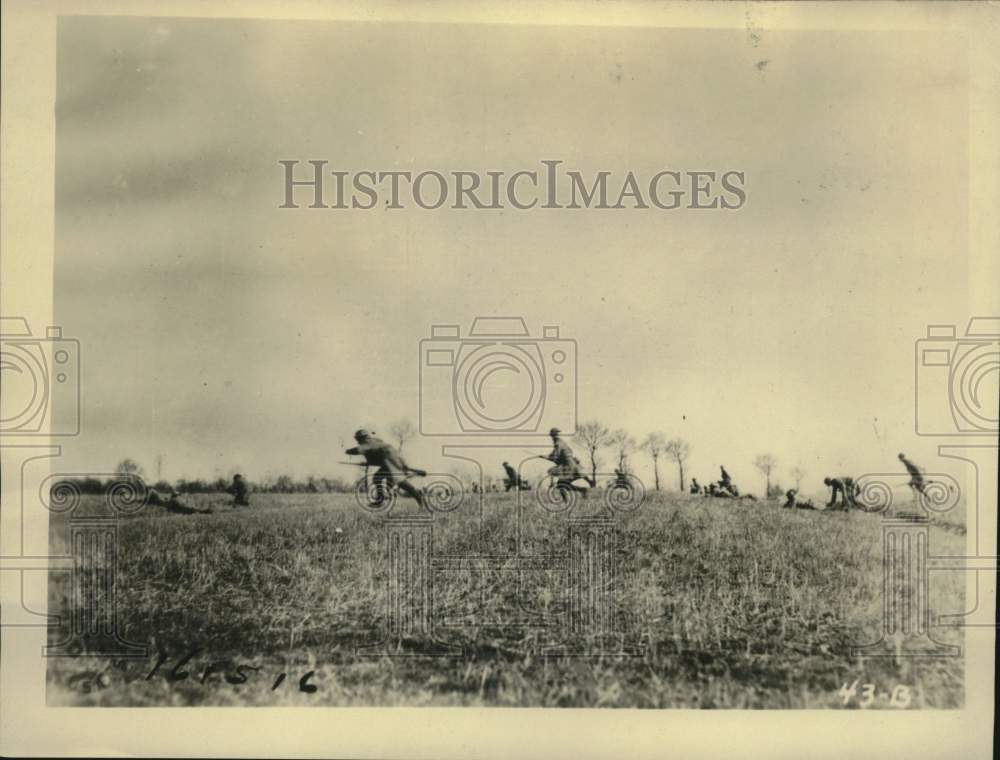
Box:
[664,438,691,491]
[790,466,806,491]
[608,429,637,472]
[575,420,610,484]
[641,432,667,491]
[387,418,416,452]
[754,453,778,496]
[115,458,144,478]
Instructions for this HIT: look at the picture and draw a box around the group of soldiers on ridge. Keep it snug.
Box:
[689,466,756,501]
[153,427,934,515]
[337,428,933,514]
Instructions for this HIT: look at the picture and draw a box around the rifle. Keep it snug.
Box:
[339,460,370,489]
[521,450,551,461]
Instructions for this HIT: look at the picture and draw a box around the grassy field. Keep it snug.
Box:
[46,489,966,708]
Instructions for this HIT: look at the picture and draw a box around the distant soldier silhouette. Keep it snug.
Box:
[823,476,857,510]
[345,429,428,509]
[227,474,250,507]
[544,427,595,500]
[719,466,732,488]
[717,465,739,496]
[708,482,735,499]
[613,467,630,489]
[502,461,529,492]
[690,478,701,494]
[784,488,817,510]
[898,453,927,498]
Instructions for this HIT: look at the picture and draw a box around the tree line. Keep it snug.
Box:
[61,416,804,499]
[53,458,355,495]
[575,420,801,498]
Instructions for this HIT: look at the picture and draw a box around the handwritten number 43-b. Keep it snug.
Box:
[838,680,912,708]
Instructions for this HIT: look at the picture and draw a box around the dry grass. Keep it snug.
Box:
[46,490,965,707]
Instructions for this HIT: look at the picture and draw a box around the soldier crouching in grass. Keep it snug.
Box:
[823,476,857,511]
[227,473,251,508]
[784,488,817,510]
[345,428,428,510]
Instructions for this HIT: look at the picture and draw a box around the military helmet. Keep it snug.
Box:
[354,428,372,442]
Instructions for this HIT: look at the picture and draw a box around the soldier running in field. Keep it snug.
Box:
[898,453,927,499]
[345,429,428,509]
[544,427,595,499]
[502,461,530,491]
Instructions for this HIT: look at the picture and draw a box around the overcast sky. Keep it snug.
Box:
[54,16,975,494]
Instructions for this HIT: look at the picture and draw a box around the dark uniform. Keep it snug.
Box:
[346,429,427,507]
[228,474,250,507]
[614,468,630,489]
[785,488,816,510]
[690,478,701,494]
[502,461,529,491]
[898,453,926,496]
[718,466,739,496]
[823,477,856,509]
[545,427,593,498]
[719,466,732,488]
